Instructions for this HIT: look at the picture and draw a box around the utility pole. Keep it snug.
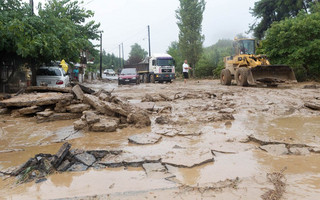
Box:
[121,43,124,67]
[148,25,151,57]
[100,33,102,78]
[119,45,121,69]
[29,0,34,15]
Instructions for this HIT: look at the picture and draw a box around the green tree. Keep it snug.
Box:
[260,6,320,81]
[127,43,148,65]
[0,0,100,86]
[167,41,183,76]
[176,0,206,75]
[196,39,233,78]
[250,0,316,39]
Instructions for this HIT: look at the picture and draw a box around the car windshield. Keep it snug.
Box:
[157,58,174,66]
[37,68,62,76]
[121,68,136,75]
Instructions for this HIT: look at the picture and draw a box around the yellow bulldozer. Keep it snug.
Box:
[221,38,297,86]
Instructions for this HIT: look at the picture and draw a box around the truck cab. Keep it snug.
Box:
[148,54,175,83]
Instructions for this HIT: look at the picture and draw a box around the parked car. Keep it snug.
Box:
[104,69,116,76]
[118,68,140,85]
[36,66,70,88]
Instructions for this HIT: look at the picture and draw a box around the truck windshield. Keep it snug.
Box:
[157,58,174,66]
[238,40,255,55]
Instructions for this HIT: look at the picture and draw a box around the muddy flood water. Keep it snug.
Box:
[0,79,320,200]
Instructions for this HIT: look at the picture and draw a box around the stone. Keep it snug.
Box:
[74,119,87,130]
[289,147,310,155]
[128,133,162,145]
[67,163,88,172]
[39,158,54,174]
[67,104,91,113]
[84,111,100,124]
[161,149,214,168]
[99,154,124,167]
[36,110,54,117]
[0,108,9,115]
[99,93,111,102]
[0,93,74,107]
[142,163,167,175]
[72,85,85,101]
[57,160,72,171]
[18,106,42,115]
[37,113,82,123]
[127,110,151,127]
[155,116,171,125]
[87,150,110,159]
[90,117,119,132]
[52,143,71,168]
[260,144,289,155]
[74,152,96,166]
[133,102,156,111]
[218,108,235,114]
[83,94,113,115]
[11,158,37,176]
[54,100,71,113]
[305,102,320,111]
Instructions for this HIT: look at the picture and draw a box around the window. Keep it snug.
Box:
[156,58,174,66]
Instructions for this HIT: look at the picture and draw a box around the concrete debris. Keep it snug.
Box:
[260,144,289,155]
[18,106,43,115]
[304,102,320,111]
[161,149,214,168]
[67,163,88,172]
[128,133,162,145]
[72,85,85,101]
[66,104,91,113]
[0,92,74,107]
[0,85,151,130]
[289,147,310,155]
[74,153,96,166]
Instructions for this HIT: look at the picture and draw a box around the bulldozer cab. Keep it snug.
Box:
[233,39,255,55]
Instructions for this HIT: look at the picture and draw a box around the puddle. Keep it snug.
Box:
[244,115,320,144]
[167,151,259,187]
[0,167,176,200]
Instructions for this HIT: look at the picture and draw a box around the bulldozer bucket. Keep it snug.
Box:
[247,65,297,85]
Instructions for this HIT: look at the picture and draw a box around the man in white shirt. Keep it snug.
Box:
[182,60,192,84]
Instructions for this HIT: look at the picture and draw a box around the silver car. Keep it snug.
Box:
[36,66,70,87]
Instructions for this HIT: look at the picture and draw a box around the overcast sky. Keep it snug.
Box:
[30,0,257,59]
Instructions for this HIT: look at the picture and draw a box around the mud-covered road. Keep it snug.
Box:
[1,79,320,200]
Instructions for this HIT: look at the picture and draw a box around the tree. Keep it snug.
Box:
[167,41,183,76]
[196,39,233,78]
[0,0,100,86]
[260,6,320,81]
[176,0,206,75]
[250,0,316,39]
[127,43,148,65]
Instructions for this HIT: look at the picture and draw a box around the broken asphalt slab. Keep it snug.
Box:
[128,133,162,145]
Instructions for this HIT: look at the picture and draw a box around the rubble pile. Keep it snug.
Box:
[0,142,123,183]
[0,85,151,131]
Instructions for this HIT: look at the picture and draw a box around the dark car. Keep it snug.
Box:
[118,68,140,85]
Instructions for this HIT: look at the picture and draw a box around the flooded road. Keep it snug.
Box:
[0,79,320,199]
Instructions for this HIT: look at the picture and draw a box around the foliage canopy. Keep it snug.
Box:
[260,6,320,81]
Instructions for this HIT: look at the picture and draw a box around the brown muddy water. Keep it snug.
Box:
[0,80,320,199]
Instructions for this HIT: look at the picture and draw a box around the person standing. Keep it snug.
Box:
[182,60,192,84]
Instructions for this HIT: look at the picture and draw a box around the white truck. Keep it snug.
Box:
[124,53,175,83]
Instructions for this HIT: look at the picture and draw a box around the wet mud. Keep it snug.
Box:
[0,79,320,199]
